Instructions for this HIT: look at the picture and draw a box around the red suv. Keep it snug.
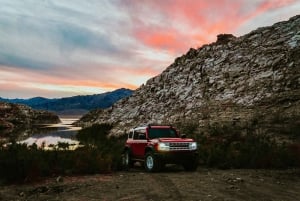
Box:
[122,125,198,172]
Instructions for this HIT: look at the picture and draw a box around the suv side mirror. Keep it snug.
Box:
[181,134,187,139]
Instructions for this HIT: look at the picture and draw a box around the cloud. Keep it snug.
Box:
[0,0,133,70]
[236,0,300,35]
[0,65,137,98]
[0,0,299,98]
[121,0,236,55]
[122,0,299,50]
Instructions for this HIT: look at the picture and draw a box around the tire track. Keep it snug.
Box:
[149,173,183,201]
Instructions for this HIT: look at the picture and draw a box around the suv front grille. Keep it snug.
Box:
[169,142,190,151]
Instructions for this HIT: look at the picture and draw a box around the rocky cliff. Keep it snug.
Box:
[78,15,300,139]
[0,102,61,140]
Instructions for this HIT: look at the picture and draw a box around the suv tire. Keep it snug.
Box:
[122,150,133,170]
[145,152,161,172]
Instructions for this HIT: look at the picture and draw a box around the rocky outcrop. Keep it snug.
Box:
[78,15,300,138]
[0,102,61,139]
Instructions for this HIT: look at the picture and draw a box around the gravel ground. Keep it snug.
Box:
[1,167,300,201]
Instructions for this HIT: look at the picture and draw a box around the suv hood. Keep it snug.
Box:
[151,138,195,143]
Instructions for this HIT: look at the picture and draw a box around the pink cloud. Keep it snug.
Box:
[123,0,298,52]
[124,0,246,50]
[134,28,188,53]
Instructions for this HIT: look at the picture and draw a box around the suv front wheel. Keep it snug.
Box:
[145,152,161,172]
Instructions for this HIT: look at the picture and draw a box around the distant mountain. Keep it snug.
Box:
[0,96,52,106]
[0,88,133,115]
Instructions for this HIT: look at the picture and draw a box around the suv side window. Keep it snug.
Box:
[133,129,146,140]
[128,131,133,139]
[138,132,146,140]
[133,131,139,140]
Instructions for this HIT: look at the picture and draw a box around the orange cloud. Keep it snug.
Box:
[110,65,161,77]
[134,28,188,53]
[0,65,138,98]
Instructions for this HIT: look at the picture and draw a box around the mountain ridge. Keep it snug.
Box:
[0,88,133,115]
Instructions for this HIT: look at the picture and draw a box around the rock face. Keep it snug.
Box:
[78,15,300,137]
[0,102,61,139]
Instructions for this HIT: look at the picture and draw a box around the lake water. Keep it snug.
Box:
[19,117,82,149]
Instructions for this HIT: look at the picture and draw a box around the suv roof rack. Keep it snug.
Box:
[147,124,173,128]
[134,124,148,129]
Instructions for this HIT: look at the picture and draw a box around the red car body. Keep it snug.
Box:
[123,125,198,172]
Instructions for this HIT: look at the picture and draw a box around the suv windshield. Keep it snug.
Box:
[148,128,178,139]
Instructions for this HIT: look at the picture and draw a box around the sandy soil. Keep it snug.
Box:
[1,167,300,201]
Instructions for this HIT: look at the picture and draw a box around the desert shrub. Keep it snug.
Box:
[272,120,300,139]
[57,142,70,150]
[177,120,300,169]
[174,120,199,141]
[76,123,126,170]
[76,123,113,145]
[175,120,198,135]
[177,109,300,169]
[0,123,126,184]
[0,144,113,184]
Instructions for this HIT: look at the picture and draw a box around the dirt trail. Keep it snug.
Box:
[1,167,300,201]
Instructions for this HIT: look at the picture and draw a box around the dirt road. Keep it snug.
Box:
[1,167,300,201]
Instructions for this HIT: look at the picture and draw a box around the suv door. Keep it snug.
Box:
[131,129,147,159]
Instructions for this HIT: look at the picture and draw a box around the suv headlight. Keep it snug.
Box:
[189,142,197,150]
[157,142,170,151]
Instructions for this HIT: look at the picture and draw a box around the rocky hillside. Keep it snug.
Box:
[78,15,300,138]
[0,102,60,140]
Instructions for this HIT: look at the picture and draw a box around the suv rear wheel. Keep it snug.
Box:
[122,150,133,170]
[145,152,161,172]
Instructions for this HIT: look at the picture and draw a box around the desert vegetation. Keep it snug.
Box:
[1,118,299,184]
[0,124,125,184]
[176,112,300,169]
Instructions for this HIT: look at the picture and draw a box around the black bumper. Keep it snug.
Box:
[154,150,198,164]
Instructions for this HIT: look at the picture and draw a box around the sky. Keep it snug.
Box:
[0,0,299,99]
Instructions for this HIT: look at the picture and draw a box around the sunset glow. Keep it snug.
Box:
[0,0,299,98]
